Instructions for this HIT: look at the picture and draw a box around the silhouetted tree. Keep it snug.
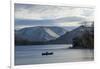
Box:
[72,23,94,49]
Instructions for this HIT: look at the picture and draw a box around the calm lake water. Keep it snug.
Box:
[15,44,94,65]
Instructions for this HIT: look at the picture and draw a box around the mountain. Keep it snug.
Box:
[15,25,93,45]
[15,26,67,45]
[47,26,93,44]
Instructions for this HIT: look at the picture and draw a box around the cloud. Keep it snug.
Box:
[14,3,94,29]
[15,16,85,24]
[15,16,84,29]
[15,3,94,20]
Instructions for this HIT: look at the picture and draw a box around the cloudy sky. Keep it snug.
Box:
[15,3,94,29]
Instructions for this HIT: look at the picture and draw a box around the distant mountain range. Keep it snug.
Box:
[46,26,92,44]
[15,26,92,45]
[15,26,67,45]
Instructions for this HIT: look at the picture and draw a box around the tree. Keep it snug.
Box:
[72,25,94,49]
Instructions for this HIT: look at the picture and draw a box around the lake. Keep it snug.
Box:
[15,44,94,65]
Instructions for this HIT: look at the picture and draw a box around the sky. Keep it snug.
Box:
[15,3,94,29]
